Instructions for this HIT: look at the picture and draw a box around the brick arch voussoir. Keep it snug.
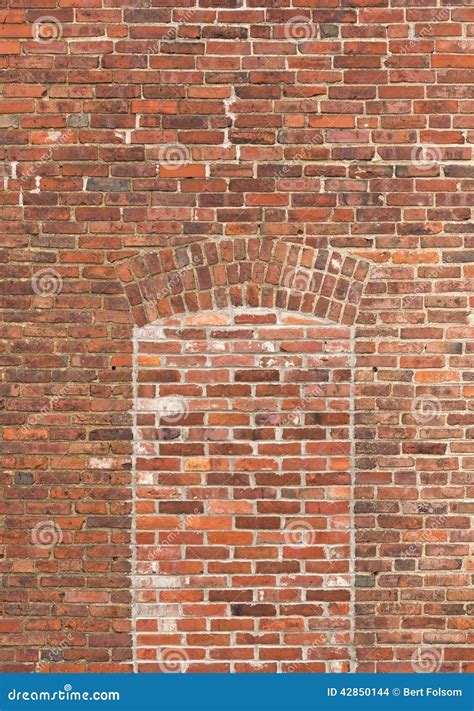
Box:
[115,238,371,328]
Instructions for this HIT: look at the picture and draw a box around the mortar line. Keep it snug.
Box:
[348,324,357,673]
[131,325,139,673]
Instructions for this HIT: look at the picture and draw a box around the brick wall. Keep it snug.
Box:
[133,310,353,672]
[0,0,472,673]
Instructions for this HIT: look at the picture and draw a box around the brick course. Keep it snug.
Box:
[0,0,472,673]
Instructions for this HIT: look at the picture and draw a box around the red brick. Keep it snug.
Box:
[1,2,471,676]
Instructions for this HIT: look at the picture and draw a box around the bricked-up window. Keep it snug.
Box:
[132,308,354,672]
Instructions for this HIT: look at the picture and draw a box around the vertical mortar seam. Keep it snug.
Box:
[131,325,139,672]
[349,324,356,673]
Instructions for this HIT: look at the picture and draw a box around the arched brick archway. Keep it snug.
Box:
[117,239,373,672]
[114,238,371,329]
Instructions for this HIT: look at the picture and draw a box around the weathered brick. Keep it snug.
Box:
[1,0,472,676]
